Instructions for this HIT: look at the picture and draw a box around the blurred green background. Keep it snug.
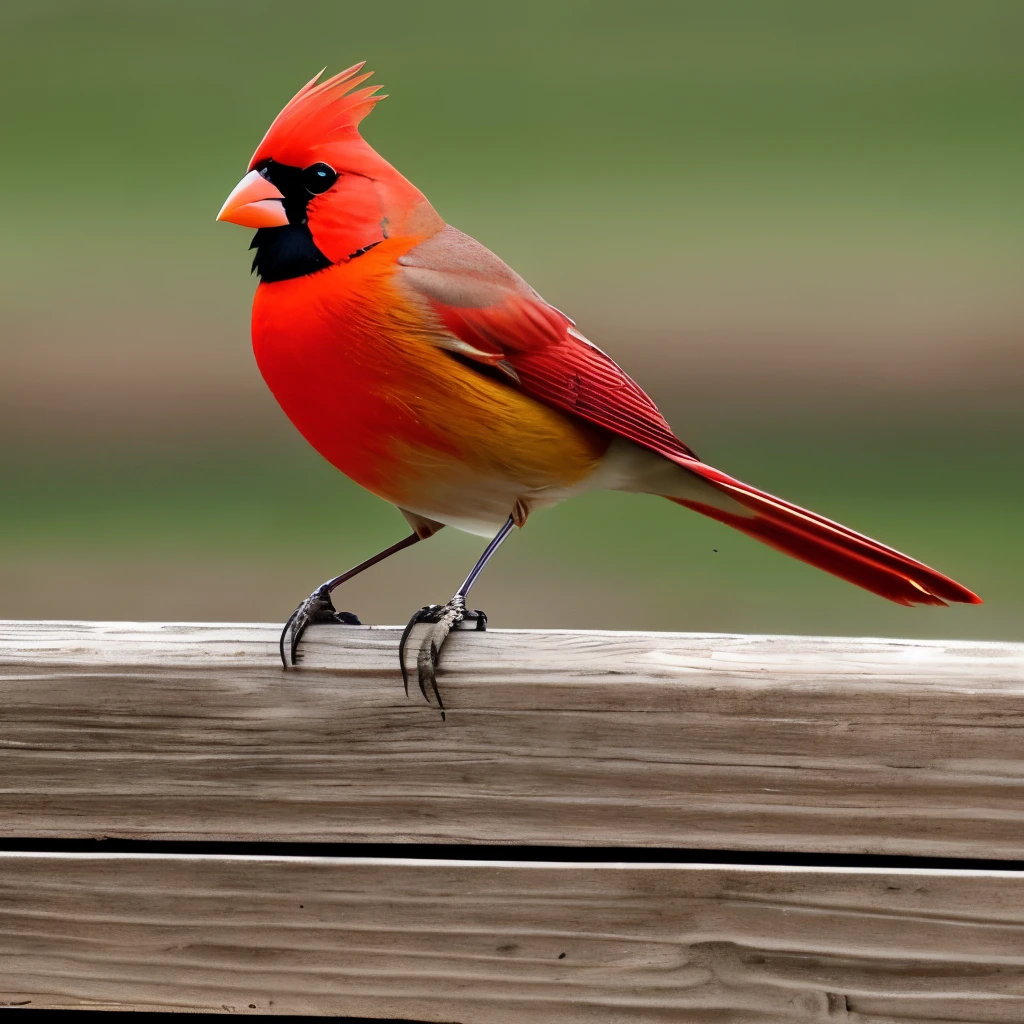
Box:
[2,0,1021,639]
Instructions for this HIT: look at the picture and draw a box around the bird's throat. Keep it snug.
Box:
[250,223,332,283]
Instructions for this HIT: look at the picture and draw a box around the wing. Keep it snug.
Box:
[398,226,698,461]
[397,229,981,609]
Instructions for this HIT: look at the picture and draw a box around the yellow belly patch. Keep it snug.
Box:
[373,341,610,526]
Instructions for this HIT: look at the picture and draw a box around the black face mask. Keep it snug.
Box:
[248,159,333,283]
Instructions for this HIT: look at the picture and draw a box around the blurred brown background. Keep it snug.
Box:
[2,0,1021,639]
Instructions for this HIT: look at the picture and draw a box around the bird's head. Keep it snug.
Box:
[217,63,440,282]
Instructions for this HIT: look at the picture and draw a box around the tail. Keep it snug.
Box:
[662,457,981,607]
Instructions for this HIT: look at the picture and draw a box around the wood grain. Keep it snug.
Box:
[2,853,1024,1021]
[2,621,1024,855]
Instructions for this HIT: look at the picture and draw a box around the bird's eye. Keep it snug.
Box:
[302,162,338,194]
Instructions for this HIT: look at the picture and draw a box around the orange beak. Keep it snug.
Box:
[216,170,289,228]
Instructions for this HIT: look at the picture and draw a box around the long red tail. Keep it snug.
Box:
[665,458,981,607]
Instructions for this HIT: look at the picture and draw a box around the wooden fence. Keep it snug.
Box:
[2,620,1023,1020]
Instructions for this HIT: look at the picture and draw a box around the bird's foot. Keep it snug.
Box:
[280,584,361,667]
[398,594,487,720]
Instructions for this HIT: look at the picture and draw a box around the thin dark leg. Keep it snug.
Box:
[281,531,421,668]
[456,516,516,598]
[322,532,421,594]
[399,515,516,718]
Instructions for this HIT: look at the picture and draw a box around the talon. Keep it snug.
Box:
[417,638,437,703]
[280,609,300,667]
[401,596,482,718]
[428,642,446,721]
[399,604,444,696]
[280,584,362,668]
[288,615,306,666]
[416,603,463,706]
[416,634,447,721]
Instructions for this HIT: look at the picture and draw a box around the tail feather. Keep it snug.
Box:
[665,457,981,607]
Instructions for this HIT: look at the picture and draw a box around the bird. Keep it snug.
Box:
[216,63,981,714]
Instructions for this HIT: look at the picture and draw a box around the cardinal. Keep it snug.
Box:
[217,64,980,713]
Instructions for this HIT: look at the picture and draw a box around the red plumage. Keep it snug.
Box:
[415,259,980,607]
[431,291,698,460]
[248,63,385,169]
[220,64,982,631]
[666,466,979,606]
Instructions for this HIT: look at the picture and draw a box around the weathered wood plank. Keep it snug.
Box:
[1,854,1023,1021]
[2,621,1024,855]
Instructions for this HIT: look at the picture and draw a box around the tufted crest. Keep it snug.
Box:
[249,63,386,169]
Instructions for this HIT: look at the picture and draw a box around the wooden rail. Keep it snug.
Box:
[2,621,1023,855]
[2,620,1024,1020]
[3,854,1024,1022]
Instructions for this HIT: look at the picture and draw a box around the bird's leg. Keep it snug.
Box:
[399,515,516,718]
[281,531,421,668]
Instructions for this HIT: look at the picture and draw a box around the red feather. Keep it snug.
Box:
[404,229,980,607]
[249,64,386,170]
[667,462,980,606]
[433,288,699,461]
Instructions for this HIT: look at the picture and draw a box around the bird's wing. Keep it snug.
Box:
[398,228,981,609]
[398,226,698,461]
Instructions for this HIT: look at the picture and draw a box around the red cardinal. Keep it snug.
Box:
[217,64,980,711]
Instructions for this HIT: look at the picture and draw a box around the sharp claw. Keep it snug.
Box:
[399,610,421,697]
[399,605,443,697]
[417,619,444,704]
[403,598,472,718]
[415,635,447,720]
[279,610,299,668]
[399,597,486,717]
[417,639,433,703]
[280,584,361,669]
[427,641,445,719]
[416,625,448,705]
[289,614,307,666]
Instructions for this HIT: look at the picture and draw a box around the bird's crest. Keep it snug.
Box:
[249,63,385,169]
